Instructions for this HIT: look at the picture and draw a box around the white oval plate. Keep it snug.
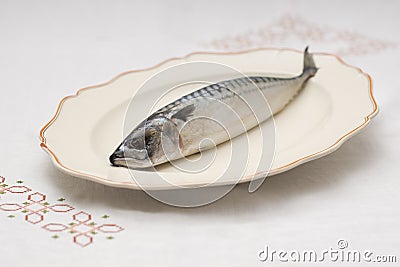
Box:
[40,48,378,190]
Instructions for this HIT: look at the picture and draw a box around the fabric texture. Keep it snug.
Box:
[1,1,399,266]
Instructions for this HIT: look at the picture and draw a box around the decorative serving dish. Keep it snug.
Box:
[40,48,378,190]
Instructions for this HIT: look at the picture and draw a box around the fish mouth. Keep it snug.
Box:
[109,153,152,169]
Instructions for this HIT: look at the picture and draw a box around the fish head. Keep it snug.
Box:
[109,114,181,169]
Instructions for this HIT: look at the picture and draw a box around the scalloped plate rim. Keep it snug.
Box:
[39,47,379,190]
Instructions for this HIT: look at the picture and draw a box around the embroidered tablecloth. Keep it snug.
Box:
[1,1,399,266]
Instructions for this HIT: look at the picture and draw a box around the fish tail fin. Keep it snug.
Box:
[303,46,318,76]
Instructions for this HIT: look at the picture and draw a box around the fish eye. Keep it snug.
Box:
[129,138,145,150]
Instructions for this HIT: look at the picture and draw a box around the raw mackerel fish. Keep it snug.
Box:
[110,47,317,168]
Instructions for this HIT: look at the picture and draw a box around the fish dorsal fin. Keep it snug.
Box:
[171,104,195,122]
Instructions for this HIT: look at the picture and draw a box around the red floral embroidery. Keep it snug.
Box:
[0,191,75,224]
[0,176,31,195]
[0,175,124,247]
[206,15,398,56]
[43,211,124,247]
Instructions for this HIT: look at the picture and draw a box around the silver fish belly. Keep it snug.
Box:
[110,47,318,168]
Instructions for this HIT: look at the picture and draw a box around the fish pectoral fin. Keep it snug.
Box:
[171,104,195,122]
[161,118,184,152]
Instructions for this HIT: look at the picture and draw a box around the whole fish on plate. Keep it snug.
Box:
[110,47,318,168]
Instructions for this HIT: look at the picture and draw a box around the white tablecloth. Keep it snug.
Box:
[1,1,399,266]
